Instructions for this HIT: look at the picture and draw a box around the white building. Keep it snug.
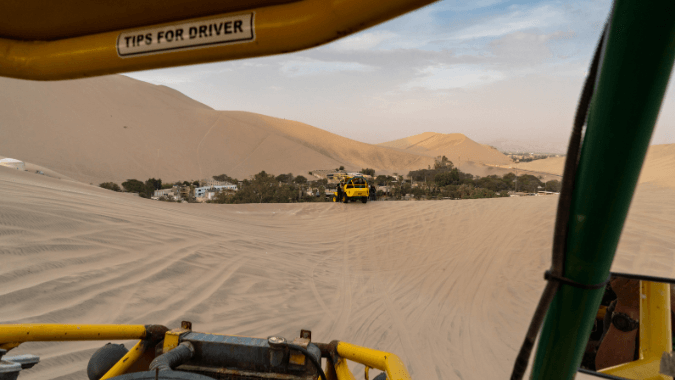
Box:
[0,158,25,170]
[200,178,236,187]
[195,184,237,198]
[153,189,174,198]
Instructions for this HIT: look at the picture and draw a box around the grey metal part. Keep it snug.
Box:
[0,361,21,380]
[2,355,40,370]
[180,332,320,378]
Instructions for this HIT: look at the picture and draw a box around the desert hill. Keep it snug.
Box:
[378,132,514,167]
[0,75,434,185]
[517,144,675,188]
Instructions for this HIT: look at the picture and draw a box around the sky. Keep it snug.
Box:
[125,0,675,151]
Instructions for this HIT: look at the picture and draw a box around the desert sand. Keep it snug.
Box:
[0,75,439,185]
[1,159,674,380]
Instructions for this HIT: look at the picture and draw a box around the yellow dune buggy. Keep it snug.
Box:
[333,176,370,203]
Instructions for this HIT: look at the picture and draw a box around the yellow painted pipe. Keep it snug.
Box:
[336,342,411,380]
[0,0,436,80]
[334,356,357,380]
[0,324,147,343]
[100,339,149,380]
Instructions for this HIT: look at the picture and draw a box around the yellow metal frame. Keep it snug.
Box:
[599,281,673,380]
[0,324,151,379]
[0,0,436,80]
[100,339,152,380]
[0,324,146,345]
[0,325,413,379]
[335,342,411,380]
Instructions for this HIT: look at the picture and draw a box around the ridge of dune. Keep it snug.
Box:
[0,75,435,184]
[225,112,435,173]
[378,132,513,167]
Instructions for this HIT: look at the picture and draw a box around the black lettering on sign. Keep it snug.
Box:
[117,13,255,57]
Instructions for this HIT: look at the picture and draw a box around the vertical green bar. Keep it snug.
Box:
[531,1,675,379]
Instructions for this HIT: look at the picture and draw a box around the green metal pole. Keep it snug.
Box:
[530,1,675,379]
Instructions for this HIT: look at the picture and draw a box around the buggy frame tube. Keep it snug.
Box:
[100,339,152,380]
[336,342,411,380]
[0,0,435,80]
[530,1,675,379]
[0,324,147,345]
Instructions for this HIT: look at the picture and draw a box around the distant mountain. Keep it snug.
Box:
[378,132,513,167]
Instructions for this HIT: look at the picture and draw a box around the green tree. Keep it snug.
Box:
[122,179,145,193]
[122,179,153,198]
[339,166,345,171]
[99,182,121,192]
[545,180,562,192]
[360,168,375,176]
[213,174,238,184]
[293,175,308,184]
[434,169,460,187]
[276,173,294,183]
[145,178,162,191]
[516,174,544,193]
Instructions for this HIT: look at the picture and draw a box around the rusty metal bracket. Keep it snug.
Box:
[162,322,192,353]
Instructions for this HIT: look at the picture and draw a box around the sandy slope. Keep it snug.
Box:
[2,166,674,380]
[517,144,675,188]
[378,132,514,166]
[516,156,566,175]
[0,75,433,185]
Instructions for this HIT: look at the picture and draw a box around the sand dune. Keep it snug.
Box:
[0,75,434,185]
[378,132,514,167]
[638,144,675,188]
[517,144,675,188]
[2,165,674,380]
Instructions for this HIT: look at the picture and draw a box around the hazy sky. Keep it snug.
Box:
[125,0,675,149]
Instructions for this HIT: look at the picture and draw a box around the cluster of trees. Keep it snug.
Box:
[99,177,195,198]
[98,161,561,204]
[211,171,327,204]
[396,158,561,200]
[118,178,165,198]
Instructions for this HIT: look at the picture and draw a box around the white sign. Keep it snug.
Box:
[117,13,255,57]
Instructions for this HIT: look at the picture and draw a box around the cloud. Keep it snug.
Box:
[329,31,398,51]
[488,30,576,65]
[439,0,506,12]
[279,59,376,77]
[403,64,504,90]
[450,4,567,41]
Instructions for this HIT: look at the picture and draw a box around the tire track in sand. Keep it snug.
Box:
[159,256,249,325]
[328,207,353,339]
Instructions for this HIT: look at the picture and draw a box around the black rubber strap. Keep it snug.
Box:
[544,270,610,290]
